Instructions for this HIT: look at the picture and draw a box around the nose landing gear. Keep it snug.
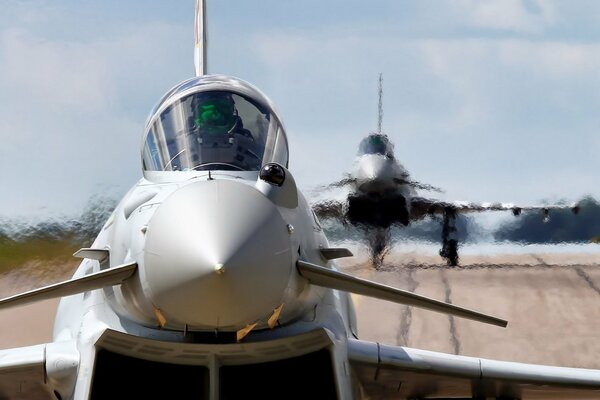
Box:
[439,207,459,267]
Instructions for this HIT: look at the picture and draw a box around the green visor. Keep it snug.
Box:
[194,96,237,133]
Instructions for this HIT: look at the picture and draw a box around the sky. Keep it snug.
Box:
[1,0,600,219]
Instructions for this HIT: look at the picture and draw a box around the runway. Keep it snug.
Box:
[1,244,600,371]
[338,243,600,369]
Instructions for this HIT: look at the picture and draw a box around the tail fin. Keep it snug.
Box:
[377,73,383,134]
[194,0,207,76]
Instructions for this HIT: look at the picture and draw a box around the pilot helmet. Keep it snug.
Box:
[193,91,238,134]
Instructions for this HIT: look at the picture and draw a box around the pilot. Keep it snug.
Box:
[358,133,394,158]
[193,91,252,138]
[191,91,262,170]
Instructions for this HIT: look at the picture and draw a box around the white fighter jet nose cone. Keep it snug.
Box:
[143,179,293,330]
[359,157,385,180]
[355,155,394,193]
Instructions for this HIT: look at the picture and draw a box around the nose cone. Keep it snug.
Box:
[143,180,292,330]
[354,154,396,193]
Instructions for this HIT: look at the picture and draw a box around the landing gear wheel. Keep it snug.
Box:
[440,207,459,267]
[440,239,459,267]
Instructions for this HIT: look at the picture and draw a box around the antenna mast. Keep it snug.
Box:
[194,0,207,76]
[377,73,383,134]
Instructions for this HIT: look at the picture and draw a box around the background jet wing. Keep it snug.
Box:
[410,196,580,220]
[312,200,346,223]
[0,343,55,399]
[349,339,600,399]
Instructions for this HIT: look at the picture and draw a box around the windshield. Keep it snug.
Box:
[142,90,288,171]
[358,134,394,157]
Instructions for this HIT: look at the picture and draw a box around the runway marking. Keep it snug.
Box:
[396,268,417,346]
[531,254,549,266]
[440,269,461,355]
[575,267,600,296]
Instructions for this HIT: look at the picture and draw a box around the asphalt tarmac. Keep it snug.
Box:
[339,245,600,369]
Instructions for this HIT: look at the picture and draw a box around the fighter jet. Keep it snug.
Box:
[313,74,580,267]
[0,2,598,399]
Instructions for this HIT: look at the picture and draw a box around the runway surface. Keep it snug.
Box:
[1,244,600,371]
[338,243,600,370]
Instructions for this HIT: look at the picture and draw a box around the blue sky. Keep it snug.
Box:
[1,1,600,219]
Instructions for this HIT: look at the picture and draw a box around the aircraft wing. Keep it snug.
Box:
[348,339,600,399]
[0,343,56,399]
[312,200,346,223]
[409,196,579,220]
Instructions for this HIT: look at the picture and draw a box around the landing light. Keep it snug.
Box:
[259,163,286,186]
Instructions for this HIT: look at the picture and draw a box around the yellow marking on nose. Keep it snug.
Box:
[154,307,167,329]
[268,304,284,329]
[236,322,257,342]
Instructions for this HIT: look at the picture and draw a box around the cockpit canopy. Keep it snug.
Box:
[358,133,394,158]
[142,76,289,172]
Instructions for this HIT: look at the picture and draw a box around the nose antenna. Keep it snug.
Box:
[194,0,208,76]
[377,73,383,134]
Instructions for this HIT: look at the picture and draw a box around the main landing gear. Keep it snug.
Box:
[366,228,391,269]
[439,207,459,267]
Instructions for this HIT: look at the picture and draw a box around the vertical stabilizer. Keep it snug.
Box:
[194,0,207,76]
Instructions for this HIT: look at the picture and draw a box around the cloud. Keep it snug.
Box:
[0,29,116,113]
[416,37,600,86]
[498,40,600,77]
[250,24,600,205]
[0,9,190,217]
[1,1,599,218]
[455,0,559,33]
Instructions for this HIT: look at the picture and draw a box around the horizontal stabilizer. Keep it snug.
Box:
[0,262,137,310]
[73,248,110,262]
[297,260,507,328]
[320,248,353,260]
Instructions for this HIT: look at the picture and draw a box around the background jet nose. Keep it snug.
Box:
[356,155,392,192]
[143,180,293,330]
[355,155,387,181]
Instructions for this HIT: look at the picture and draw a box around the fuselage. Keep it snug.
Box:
[48,75,360,399]
[351,153,414,200]
[346,135,416,227]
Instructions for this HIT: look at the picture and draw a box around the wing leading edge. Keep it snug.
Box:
[349,339,600,399]
[0,344,55,399]
[410,196,580,220]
